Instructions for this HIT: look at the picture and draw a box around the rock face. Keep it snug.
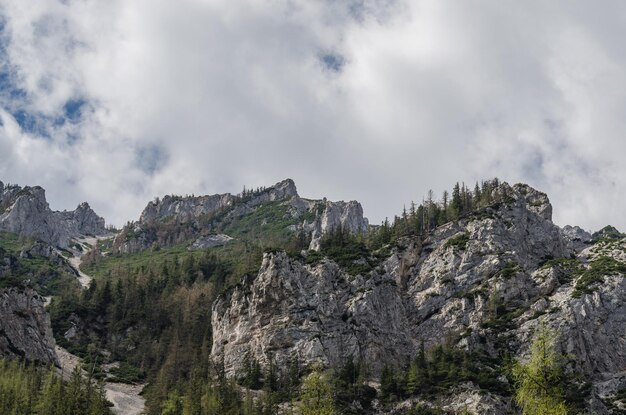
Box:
[0,288,57,364]
[139,179,298,225]
[212,251,413,376]
[211,182,626,414]
[0,180,108,248]
[562,225,592,242]
[140,193,236,224]
[307,200,369,251]
[190,234,233,250]
[115,178,368,253]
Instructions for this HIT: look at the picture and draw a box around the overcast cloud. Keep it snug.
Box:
[0,0,625,232]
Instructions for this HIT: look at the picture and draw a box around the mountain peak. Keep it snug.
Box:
[510,182,553,221]
[0,179,107,247]
[271,178,298,199]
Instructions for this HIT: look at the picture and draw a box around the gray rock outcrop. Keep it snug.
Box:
[138,179,299,225]
[562,225,592,251]
[562,225,592,242]
[307,200,369,251]
[140,193,236,224]
[115,179,369,253]
[0,288,57,364]
[211,182,626,413]
[212,251,413,376]
[0,181,108,248]
[190,234,233,250]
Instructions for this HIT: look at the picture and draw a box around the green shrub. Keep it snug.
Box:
[108,363,145,384]
[495,260,521,279]
[444,233,470,251]
[573,256,626,297]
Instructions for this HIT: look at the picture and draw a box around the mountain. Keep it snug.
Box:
[1,178,625,414]
[0,180,109,248]
[113,178,368,254]
[209,182,626,413]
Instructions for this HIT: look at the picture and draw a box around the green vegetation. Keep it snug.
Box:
[376,341,509,410]
[0,232,80,295]
[573,256,626,298]
[494,260,521,279]
[606,386,626,412]
[444,232,470,251]
[482,305,527,332]
[83,243,199,277]
[114,200,304,261]
[512,324,567,415]
[0,231,27,252]
[220,201,293,243]
[108,363,145,384]
[304,227,377,275]
[540,255,625,297]
[511,324,591,415]
[591,225,624,243]
[51,244,252,413]
[0,358,112,415]
[368,178,513,250]
[162,354,377,415]
[299,366,336,415]
[540,258,584,283]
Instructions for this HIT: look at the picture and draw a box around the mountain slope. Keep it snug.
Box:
[3,177,625,414]
[211,182,626,413]
[113,178,368,255]
[0,180,108,248]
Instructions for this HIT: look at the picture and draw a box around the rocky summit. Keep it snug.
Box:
[211,181,626,413]
[1,178,625,414]
[113,178,368,254]
[0,180,108,248]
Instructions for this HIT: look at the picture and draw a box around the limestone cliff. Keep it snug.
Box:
[211,182,626,414]
[114,178,368,253]
[0,180,108,248]
[0,288,57,364]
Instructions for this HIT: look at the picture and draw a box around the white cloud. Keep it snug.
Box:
[0,0,625,232]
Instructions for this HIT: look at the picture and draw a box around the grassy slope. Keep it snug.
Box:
[0,231,79,295]
[83,201,302,284]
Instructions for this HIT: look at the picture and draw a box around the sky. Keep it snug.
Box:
[0,0,625,232]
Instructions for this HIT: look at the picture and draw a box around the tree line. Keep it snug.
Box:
[0,359,112,415]
[369,178,512,248]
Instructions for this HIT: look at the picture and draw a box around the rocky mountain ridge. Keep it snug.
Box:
[1,178,625,414]
[211,182,626,413]
[114,178,369,253]
[0,180,108,248]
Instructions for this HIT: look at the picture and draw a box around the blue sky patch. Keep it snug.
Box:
[320,53,345,73]
[0,72,27,101]
[11,109,50,138]
[63,98,86,123]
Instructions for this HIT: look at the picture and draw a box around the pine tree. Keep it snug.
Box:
[473,182,481,207]
[299,366,335,415]
[162,391,184,415]
[88,381,112,415]
[451,183,462,218]
[512,324,567,415]
[380,365,397,401]
[36,370,61,415]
